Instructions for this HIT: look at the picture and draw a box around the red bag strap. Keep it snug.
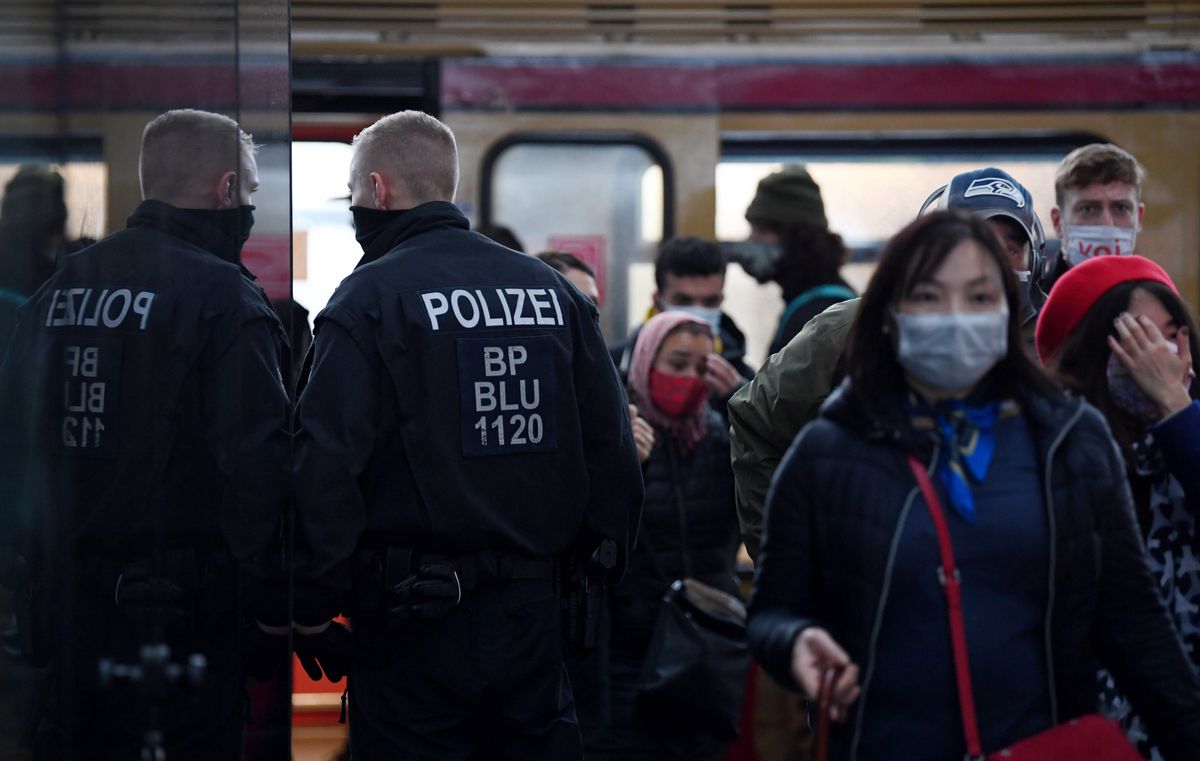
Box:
[814,666,843,761]
[906,455,985,760]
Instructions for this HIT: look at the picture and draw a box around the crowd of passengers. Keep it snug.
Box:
[1,139,1197,761]
[517,144,1200,761]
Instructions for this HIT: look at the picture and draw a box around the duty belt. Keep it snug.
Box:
[351,546,555,624]
[386,547,554,594]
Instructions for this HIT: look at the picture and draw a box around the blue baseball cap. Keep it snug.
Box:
[934,167,1039,253]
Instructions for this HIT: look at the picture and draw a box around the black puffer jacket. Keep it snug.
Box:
[749,382,1200,761]
[611,409,741,662]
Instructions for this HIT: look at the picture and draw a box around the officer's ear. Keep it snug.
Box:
[370,171,389,210]
[215,170,238,210]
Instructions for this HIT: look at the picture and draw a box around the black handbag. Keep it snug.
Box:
[634,442,750,739]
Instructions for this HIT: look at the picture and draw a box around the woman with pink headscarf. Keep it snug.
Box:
[584,310,743,761]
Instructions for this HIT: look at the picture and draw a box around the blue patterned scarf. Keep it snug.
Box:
[905,392,1003,523]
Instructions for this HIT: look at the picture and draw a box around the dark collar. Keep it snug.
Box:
[352,201,470,268]
[125,200,256,279]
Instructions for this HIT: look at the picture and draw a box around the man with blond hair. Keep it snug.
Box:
[0,108,289,759]
[291,110,642,758]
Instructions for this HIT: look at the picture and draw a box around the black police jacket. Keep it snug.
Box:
[0,201,290,618]
[748,382,1200,761]
[292,202,643,625]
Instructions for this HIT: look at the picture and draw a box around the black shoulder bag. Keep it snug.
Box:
[634,441,750,739]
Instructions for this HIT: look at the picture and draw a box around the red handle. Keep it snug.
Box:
[814,665,843,761]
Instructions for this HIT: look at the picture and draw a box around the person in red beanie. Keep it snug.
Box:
[1038,254,1200,759]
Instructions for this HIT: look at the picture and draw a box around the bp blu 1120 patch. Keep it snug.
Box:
[457,335,557,457]
[50,336,123,458]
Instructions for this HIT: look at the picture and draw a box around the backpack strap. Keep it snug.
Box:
[777,284,855,335]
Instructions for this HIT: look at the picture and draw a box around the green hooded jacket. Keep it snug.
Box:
[728,297,860,560]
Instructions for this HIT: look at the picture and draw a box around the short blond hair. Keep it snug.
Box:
[139,109,256,202]
[352,111,458,203]
[1055,143,1145,206]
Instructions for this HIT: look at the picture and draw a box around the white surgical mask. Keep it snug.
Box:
[895,310,1009,393]
[666,305,722,333]
[1013,269,1032,283]
[1063,225,1136,267]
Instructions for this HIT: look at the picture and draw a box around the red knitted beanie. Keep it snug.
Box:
[1035,255,1178,364]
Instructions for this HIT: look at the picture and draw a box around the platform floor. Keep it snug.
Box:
[293,726,349,761]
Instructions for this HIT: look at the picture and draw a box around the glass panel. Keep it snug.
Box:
[717,151,1065,367]
[489,142,667,341]
[288,140,355,755]
[235,4,296,759]
[0,2,293,759]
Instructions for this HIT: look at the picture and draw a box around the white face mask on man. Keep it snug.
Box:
[894,310,1009,394]
[664,305,722,333]
[1063,225,1136,267]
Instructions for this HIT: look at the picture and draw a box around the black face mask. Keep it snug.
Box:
[350,205,405,254]
[226,204,256,247]
[168,204,255,266]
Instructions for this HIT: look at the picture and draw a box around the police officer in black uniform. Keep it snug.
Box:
[291,110,643,759]
[0,109,290,760]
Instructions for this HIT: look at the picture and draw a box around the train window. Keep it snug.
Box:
[717,159,1059,270]
[480,133,674,341]
[715,136,1093,364]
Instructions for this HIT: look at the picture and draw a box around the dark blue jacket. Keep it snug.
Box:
[749,382,1200,761]
[1150,401,1200,516]
[292,202,643,624]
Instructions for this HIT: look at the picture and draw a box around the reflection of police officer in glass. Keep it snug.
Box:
[291,111,643,759]
[0,109,289,760]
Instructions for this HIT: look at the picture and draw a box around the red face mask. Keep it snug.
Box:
[649,369,709,418]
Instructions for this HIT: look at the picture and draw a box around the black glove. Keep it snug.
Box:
[294,621,353,683]
[389,560,461,625]
[241,621,289,683]
[113,563,189,631]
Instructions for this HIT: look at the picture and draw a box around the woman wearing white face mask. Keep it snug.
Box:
[747,211,1200,761]
[1037,255,1200,761]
